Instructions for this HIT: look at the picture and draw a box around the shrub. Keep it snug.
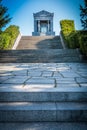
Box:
[60,20,75,37]
[60,20,87,56]
[0,25,20,49]
[78,31,87,55]
[5,25,19,38]
[0,33,11,49]
[60,20,76,48]
[66,31,80,49]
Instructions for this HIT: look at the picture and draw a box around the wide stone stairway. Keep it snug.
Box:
[0,36,82,63]
[0,36,87,130]
[17,36,63,49]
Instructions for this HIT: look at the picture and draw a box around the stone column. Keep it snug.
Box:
[34,20,37,32]
[48,20,49,32]
[38,20,40,32]
[51,19,53,32]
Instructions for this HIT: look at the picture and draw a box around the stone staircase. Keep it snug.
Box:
[0,76,87,122]
[0,36,87,128]
[17,36,63,49]
[0,63,87,123]
[0,49,81,63]
[0,35,82,63]
[0,97,87,122]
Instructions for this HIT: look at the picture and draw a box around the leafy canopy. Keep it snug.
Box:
[80,0,87,30]
[0,0,11,33]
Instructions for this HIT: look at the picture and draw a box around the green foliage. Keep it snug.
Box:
[80,0,87,30]
[4,25,19,46]
[78,31,87,55]
[0,0,11,33]
[60,19,76,47]
[60,20,75,38]
[66,31,79,49]
[0,25,20,49]
[0,32,11,49]
[60,19,87,56]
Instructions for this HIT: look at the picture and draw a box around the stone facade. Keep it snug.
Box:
[32,10,55,36]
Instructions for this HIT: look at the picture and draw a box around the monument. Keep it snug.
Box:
[32,10,55,36]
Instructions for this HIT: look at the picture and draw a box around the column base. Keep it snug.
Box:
[32,32,55,36]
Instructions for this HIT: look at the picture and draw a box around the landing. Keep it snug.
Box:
[0,63,87,91]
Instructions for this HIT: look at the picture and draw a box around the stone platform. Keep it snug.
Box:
[0,63,87,124]
[0,63,87,90]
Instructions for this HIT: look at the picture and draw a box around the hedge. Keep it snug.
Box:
[78,31,87,56]
[66,31,80,49]
[60,20,75,38]
[0,33,11,49]
[60,20,76,48]
[60,20,87,56]
[0,25,20,49]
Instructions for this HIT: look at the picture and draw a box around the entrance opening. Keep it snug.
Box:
[40,21,47,34]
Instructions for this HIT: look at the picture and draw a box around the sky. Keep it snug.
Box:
[2,0,84,35]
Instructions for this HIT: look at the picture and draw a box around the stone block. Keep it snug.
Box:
[3,77,29,84]
[28,71,42,77]
[80,84,87,87]
[26,77,54,83]
[42,71,53,77]
[0,102,56,122]
[56,102,87,121]
[76,78,87,83]
[60,72,80,78]
[56,79,76,84]
[0,84,24,91]
[77,72,87,77]
[12,70,27,76]
[0,87,87,102]
[56,83,79,88]
[25,77,55,88]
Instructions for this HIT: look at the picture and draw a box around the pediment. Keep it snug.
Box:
[34,10,53,17]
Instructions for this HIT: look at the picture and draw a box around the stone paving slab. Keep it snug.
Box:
[76,78,87,83]
[56,83,80,87]
[0,63,87,89]
[3,77,29,84]
[80,84,87,87]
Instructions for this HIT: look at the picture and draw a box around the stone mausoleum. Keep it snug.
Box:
[32,10,55,36]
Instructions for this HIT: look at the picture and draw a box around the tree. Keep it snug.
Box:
[80,0,87,30]
[0,0,11,33]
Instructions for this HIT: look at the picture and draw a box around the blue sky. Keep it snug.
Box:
[2,0,84,35]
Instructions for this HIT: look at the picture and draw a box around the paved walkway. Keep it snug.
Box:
[0,63,87,90]
[0,63,87,130]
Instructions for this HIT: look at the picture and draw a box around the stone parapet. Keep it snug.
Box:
[12,33,21,50]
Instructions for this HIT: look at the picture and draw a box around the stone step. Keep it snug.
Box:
[21,36,59,40]
[0,49,80,57]
[0,49,81,63]
[0,49,80,56]
[0,86,87,102]
[17,44,62,49]
[0,102,87,122]
[0,57,81,63]
[17,36,63,49]
[0,122,87,130]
